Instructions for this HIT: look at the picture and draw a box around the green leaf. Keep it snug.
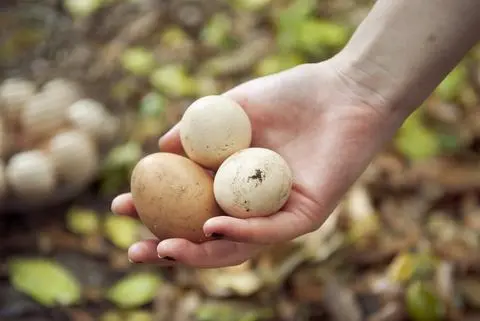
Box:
[394,108,442,160]
[104,214,141,250]
[233,0,271,11]
[121,47,157,77]
[106,272,162,309]
[195,302,274,321]
[255,53,305,76]
[64,0,102,18]
[139,92,166,118]
[100,142,143,195]
[66,207,100,235]
[298,19,350,55]
[150,64,197,97]
[201,14,234,49]
[275,0,317,52]
[406,281,446,321]
[436,64,467,102]
[8,257,82,307]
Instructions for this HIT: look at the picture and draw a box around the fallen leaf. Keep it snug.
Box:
[106,272,162,309]
[7,257,82,307]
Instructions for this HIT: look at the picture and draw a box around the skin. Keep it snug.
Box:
[112,0,480,268]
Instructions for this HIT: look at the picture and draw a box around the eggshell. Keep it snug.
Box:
[179,95,252,170]
[0,78,36,122]
[67,98,113,142]
[213,147,293,218]
[5,150,56,199]
[130,152,223,243]
[21,90,69,141]
[0,117,10,158]
[47,129,99,188]
[0,160,6,199]
[42,78,82,104]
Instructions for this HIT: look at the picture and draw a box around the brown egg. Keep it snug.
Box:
[130,152,223,243]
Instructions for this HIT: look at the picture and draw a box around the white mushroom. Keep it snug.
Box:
[6,150,56,199]
[48,129,99,188]
[21,89,70,141]
[67,98,114,142]
[0,78,36,122]
[179,95,252,170]
[213,147,293,218]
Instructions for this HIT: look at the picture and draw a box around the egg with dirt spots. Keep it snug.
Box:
[130,152,224,243]
[179,95,252,170]
[213,147,293,218]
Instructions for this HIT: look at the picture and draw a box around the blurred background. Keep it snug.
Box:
[0,0,479,320]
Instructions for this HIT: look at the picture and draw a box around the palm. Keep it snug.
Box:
[112,63,393,268]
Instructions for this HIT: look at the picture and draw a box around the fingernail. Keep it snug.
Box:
[159,256,176,261]
[128,258,142,264]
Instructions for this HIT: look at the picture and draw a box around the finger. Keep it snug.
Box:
[203,195,322,244]
[111,193,139,218]
[156,238,261,268]
[128,239,176,266]
[158,123,183,154]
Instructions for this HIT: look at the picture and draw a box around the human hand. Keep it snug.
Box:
[111,60,406,268]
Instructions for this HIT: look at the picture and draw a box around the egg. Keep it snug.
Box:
[213,147,293,218]
[47,129,99,188]
[130,152,223,243]
[67,98,113,142]
[0,78,36,122]
[42,78,82,107]
[0,117,10,158]
[21,89,70,141]
[179,95,252,170]
[5,150,57,200]
[0,160,6,199]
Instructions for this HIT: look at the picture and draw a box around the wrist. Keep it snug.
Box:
[328,51,416,120]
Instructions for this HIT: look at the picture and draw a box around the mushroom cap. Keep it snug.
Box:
[179,95,252,170]
[213,147,293,218]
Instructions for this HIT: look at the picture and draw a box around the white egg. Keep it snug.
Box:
[48,130,99,188]
[42,78,82,107]
[0,78,36,122]
[67,98,112,142]
[180,95,252,170]
[0,117,10,158]
[0,160,6,199]
[213,147,293,218]
[21,90,70,140]
[6,150,56,199]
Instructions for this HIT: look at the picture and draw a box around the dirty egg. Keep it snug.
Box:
[130,152,223,243]
[213,147,293,218]
[179,95,252,170]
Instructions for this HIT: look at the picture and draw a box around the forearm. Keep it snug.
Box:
[331,0,480,118]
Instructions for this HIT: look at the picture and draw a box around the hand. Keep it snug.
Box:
[111,60,404,268]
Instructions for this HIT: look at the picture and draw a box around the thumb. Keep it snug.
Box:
[158,123,184,155]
